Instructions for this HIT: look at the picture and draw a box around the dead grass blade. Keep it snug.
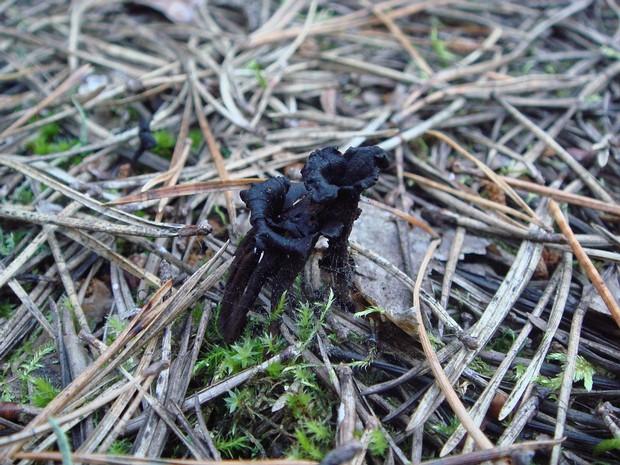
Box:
[0,204,209,237]
[0,157,171,228]
[107,179,263,205]
[426,130,543,227]
[0,361,169,454]
[549,199,620,328]
[415,438,563,465]
[502,176,620,218]
[181,347,298,410]
[498,98,613,203]
[499,251,573,420]
[407,237,545,430]
[442,267,564,454]
[404,171,536,225]
[0,64,91,137]
[362,197,438,237]
[14,451,317,465]
[411,238,498,453]
[189,67,236,228]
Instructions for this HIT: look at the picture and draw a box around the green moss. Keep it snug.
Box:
[220,145,232,159]
[368,428,389,457]
[29,377,60,407]
[0,301,16,319]
[152,130,176,158]
[0,226,25,257]
[431,415,460,437]
[188,128,203,150]
[296,289,334,346]
[194,332,285,381]
[548,352,595,391]
[11,182,35,205]
[105,316,128,345]
[292,428,325,460]
[26,123,78,155]
[191,293,343,460]
[108,438,132,455]
[225,388,253,414]
[214,429,253,458]
[488,327,516,354]
[211,205,228,227]
[594,438,620,456]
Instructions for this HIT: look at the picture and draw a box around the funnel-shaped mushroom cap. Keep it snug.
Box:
[301,146,389,203]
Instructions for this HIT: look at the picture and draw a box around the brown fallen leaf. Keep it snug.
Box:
[82,279,114,329]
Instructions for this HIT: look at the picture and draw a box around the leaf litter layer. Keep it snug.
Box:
[0,1,620,464]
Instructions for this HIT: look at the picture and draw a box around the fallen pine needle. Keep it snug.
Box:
[549,199,620,328]
[409,238,500,456]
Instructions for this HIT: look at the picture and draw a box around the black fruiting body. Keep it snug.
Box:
[218,145,389,342]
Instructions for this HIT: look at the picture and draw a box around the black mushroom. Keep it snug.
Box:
[218,145,389,342]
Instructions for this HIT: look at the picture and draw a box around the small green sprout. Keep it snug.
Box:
[0,301,16,319]
[245,60,267,88]
[105,316,128,344]
[600,45,620,61]
[269,291,288,324]
[489,327,516,353]
[470,357,494,377]
[211,205,229,227]
[293,427,327,460]
[18,343,55,387]
[49,417,72,465]
[354,306,385,318]
[430,19,457,66]
[188,128,203,150]
[11,182,35,205]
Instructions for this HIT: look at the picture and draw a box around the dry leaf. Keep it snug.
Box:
[350,203,433,312]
